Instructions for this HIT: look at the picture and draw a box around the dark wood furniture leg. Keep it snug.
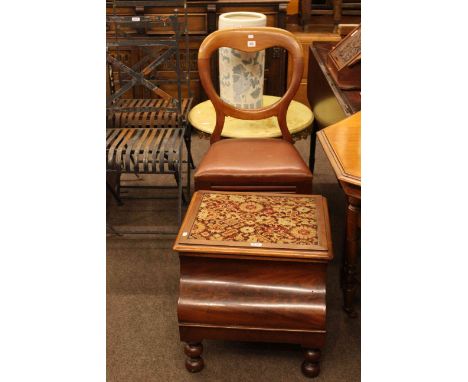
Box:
[185,123,196,170]
[342,195,361,317]
[309,119,319,172]
[184,342,204,373]
[302,348,321,378]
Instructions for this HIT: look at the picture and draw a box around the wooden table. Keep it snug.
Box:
[188,95,314,140]
[317,112,360,317]
[173,190,333,378]
[307,42,361,170]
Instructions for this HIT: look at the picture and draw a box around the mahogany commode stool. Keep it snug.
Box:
[173,191,333,378]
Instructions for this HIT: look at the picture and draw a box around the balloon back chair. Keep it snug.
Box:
[194,27,313,194]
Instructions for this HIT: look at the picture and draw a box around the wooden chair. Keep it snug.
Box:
[194,27,313,194]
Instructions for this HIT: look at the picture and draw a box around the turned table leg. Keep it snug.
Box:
[342,196,361,317]
[184,342,204,372]
[301,349,321,378]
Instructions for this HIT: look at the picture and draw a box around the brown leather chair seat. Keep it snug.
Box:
[195,138,313,193]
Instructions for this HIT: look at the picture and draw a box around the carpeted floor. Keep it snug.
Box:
[107,134,360,381]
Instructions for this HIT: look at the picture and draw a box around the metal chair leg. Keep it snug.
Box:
[186,143,191,201]
[177,155,183,227]
[130,155,141,179]
[174,169,187,205]
[185,124,195,169]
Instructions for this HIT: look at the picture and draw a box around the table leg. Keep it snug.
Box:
[342,196,361,317]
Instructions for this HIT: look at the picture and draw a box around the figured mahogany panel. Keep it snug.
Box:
[178,256,327,331]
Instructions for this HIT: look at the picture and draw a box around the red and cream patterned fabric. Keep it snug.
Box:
[188,193,319,245]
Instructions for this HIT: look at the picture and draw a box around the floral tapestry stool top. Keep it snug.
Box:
[189,192,322,246]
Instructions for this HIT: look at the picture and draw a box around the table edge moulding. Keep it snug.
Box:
[317,111,361,186]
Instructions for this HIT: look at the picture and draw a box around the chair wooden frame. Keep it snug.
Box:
[197,27,304,144]
[194,27,312,195]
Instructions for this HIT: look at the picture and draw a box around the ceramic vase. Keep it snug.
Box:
[218,12,266,109]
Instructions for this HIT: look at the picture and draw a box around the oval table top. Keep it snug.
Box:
[188,95,314,139]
